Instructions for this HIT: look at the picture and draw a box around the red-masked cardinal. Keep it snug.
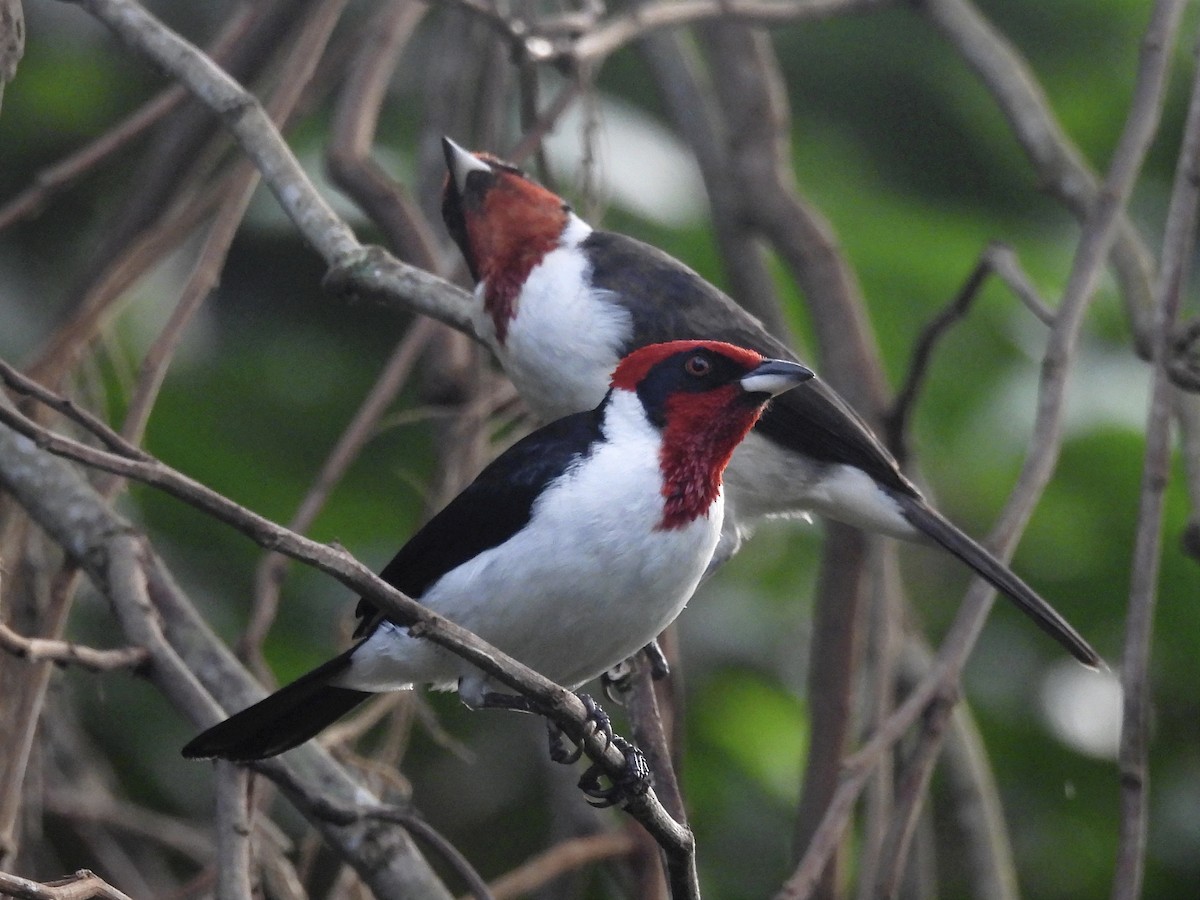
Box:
[183,341,813,779]
[439,138,1099,668]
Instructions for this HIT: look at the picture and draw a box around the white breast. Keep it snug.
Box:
[475,215,632,422]
[339,389,722,703]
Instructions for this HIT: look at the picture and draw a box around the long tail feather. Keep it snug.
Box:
[894,492,1102,668]
[183,650,371,761]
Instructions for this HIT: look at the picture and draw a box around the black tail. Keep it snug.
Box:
[183,650,371,761]
[893,492,1102,668]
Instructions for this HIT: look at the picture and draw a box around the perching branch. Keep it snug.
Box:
[0,371,699,898]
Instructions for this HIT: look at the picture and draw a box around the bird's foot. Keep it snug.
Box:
[645,641,671,680]
[577,736,651,808]
[601,641,671,702]
[547,692,613,765]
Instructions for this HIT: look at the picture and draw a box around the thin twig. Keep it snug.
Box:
[364,807,493,900]
[0,621,147,671]
[241,319,435,667]
[1112,11,1200,898]
[884,242,1052,460]
[481,831,637,900]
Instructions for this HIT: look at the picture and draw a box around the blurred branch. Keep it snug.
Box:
[873,0,1185,891]
[326,0,440,269]
[482,831,636,900]
[0,89,186,232]
[41,789,214,865]
[242,319,436,670]
[553,0,890,68]
[0,3,264,232]
[898,638,1018,900]
[0,619,147,671]
[60,0,477,338]
[0,868,134,900]
[27,0,310,386]
[1113,12,1200,898]
[359,807,492,900]
[917,0,1158,350]
[0,0,23,115]
[693,25,888,897]
[108,0,350,485]
[214,763,255,900]
[884,242,1052,460]
[0,564,83,867]
[638,23,792,341]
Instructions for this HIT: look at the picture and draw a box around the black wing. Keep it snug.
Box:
[352,407,603,637]
[583,231,916,497]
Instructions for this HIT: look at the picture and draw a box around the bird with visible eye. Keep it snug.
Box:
[440,137,1101,669]
[183,340,812,802]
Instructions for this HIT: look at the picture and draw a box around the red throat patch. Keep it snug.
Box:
[465,168,568,343]
[611,341,770,530]
[657,385,765,530]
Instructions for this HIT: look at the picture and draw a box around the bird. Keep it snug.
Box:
[182,340,813,762]
[439,137,1101,668]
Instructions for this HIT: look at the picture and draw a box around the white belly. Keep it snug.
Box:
[475,245,632,423]
[339,393,722,702]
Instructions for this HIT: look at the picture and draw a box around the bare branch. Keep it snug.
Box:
[1112,11,1200,898]
[571,0,890,68]
[485,831,637,900]
[0,869,135,900]
[917,0,1158,349]
[884,242,1053,459]
[0,400,456,898]
[0,620,147,672]
[62,0,477,337]
[214,763,256,900]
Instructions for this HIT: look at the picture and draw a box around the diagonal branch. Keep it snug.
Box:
[59,0,477,338]
[0,379,699,897]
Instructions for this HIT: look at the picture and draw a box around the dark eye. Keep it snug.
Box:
[684,355,712,377]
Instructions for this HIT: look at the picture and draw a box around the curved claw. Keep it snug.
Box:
[547,693,614,766]
[601,660,635,703]
[601,641,671,702]
[578,736,651,808]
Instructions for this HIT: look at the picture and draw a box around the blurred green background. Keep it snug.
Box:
[1,1,1197,897]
